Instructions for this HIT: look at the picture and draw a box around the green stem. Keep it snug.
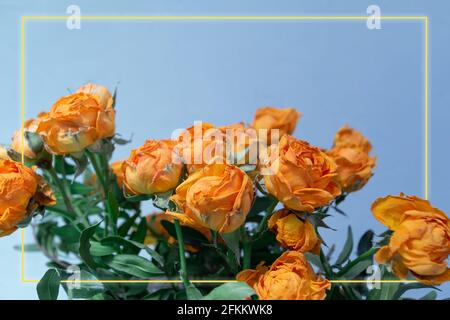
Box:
[243,241,252,270]
[47,166,89,231]
[174,219,190,288]
[85,150,118,234]
[255,198,278,235]
[85,150,107,191]
[47,166,76,218]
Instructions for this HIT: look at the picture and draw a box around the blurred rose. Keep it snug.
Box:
[0,160,55,237]
[251,107,301,144]
[168,163,254,233]
[0,146,9,160]
[35,85,115,155]
[11,118,43,159]
[373,194,450,285]
[123,139,183,195]
[263,135,341,212]
[238,251,330,300]
[145,212,211,253]
[268,208,321,254]
[110,160,125,188]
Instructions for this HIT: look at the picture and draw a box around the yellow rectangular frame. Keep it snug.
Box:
[20,15,429,285]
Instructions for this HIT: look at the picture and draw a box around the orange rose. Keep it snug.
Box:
[145,212,211,253]
[168,163,254,233]
[176,122,226,173]
[333,125,372,153]
[327,146,376,192]
[35,84,115,155]
[251,107,301,144]
[263,135,341,212]
[0,160,55,237]
[372,194,450,285]
[239,251,330,300]
[236,262,268,287]
[77,83,114,111]
[268,208,321,254]
[327,125,376,192]
[123,140,183,195]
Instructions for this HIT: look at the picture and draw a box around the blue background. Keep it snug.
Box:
[0,0,449,299]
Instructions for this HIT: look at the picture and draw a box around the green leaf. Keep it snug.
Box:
[393,283,439,300]
[101,236,164,265]
[203,282,254,300]
[420,291,437,300]
[130,217,148,246]
[357,230,374,256]
[379,272,400,300]
[70,181,94,196]
[53,224,81,243]
[220,228,241,265]
[37,269,60,300]
[90,293,113,300]
[143,288,172,300]
[103,254,164,278]
[305,252,323,271]
[54,155,76,175]
[79,221,102,269]
[118,211,140,236]
[186,283,203,300]
[338,259,372,279]
[65,270,104,299]
[70,152,88,180]
[89,241,117,256]
[335,226,353,266]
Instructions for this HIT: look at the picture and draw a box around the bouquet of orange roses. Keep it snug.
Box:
[1,83,448,300]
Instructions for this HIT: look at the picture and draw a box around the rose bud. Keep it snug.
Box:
[123,139,183,195]
[168,163,254,233]
[251,107,301,144]
[263,135,341,212]
[0,159,55,237]
[372,194,450,285]
[268,208,321,254]
[333,125,372,153]
[145,212,211,253]
[110,160,125,188]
